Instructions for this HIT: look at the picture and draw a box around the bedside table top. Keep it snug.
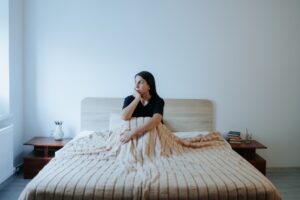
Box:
[24,137,73,147]
[230,140,267,149]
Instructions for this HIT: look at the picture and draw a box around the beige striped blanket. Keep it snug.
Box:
[19,117,281,200]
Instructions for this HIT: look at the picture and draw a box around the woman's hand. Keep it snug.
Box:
[120,129,134,144]
[133,88,141,99]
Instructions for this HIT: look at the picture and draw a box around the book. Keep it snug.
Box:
[227,131,242,143]
[229,141,242,144]
[228,131,241,136]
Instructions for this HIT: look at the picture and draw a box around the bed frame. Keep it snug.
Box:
[19,98,281,200]
[81,97,214,132]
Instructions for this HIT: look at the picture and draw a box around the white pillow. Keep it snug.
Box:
[174,131,210,138]
[109,113,123,131]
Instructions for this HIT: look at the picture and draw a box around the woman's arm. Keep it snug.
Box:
[120,113,162,144]
[121,94,141,120]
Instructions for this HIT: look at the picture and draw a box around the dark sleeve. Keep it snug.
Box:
[153,98,165,116]
[122,95,135,109]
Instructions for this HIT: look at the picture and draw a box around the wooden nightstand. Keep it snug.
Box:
[230,140,267,175]
[23,137,72,179]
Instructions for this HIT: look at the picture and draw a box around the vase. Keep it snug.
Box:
[54,124,64,141]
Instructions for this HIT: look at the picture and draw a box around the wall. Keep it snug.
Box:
[10,0,24,166]
[0,0,9,115]
[23,0,300,167]
[0,0,24,167]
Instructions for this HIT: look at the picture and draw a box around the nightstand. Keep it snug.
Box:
[23,137,72,179]
[230,140,267,175]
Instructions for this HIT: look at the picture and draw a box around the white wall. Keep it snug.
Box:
[0,0,9,115]
[10,0,24,166]
[23,0,300,167]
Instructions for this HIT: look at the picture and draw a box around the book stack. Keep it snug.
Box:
[227,131,242,144]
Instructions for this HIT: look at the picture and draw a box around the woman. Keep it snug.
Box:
[120,71,164,144]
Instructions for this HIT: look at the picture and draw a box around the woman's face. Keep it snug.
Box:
[135,76,150,94]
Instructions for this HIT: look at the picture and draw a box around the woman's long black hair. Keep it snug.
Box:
[135,71,159,98]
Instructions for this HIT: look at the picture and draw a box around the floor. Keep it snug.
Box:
[0,168,299,200]
[0,171,30,200]
[267,168,300,200]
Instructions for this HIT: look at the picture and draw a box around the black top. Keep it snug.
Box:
[122,95,165,117]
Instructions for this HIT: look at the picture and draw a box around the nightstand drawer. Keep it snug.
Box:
[230,140,267,175]
[248,154,266,175]
[23,155,51,179]
[23,137,72,179]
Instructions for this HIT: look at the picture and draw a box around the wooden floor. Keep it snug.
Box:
[0,168,299,200]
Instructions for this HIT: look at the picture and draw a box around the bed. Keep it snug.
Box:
[19,98,281,200]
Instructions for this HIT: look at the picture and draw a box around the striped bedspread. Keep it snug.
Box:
[19,117,281,200]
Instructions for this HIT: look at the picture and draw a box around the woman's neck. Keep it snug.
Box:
[141,93,151,101]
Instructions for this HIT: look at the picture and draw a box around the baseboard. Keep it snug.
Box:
[267,167,300,172]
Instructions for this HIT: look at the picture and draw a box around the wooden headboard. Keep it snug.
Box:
[81,97,214,132]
